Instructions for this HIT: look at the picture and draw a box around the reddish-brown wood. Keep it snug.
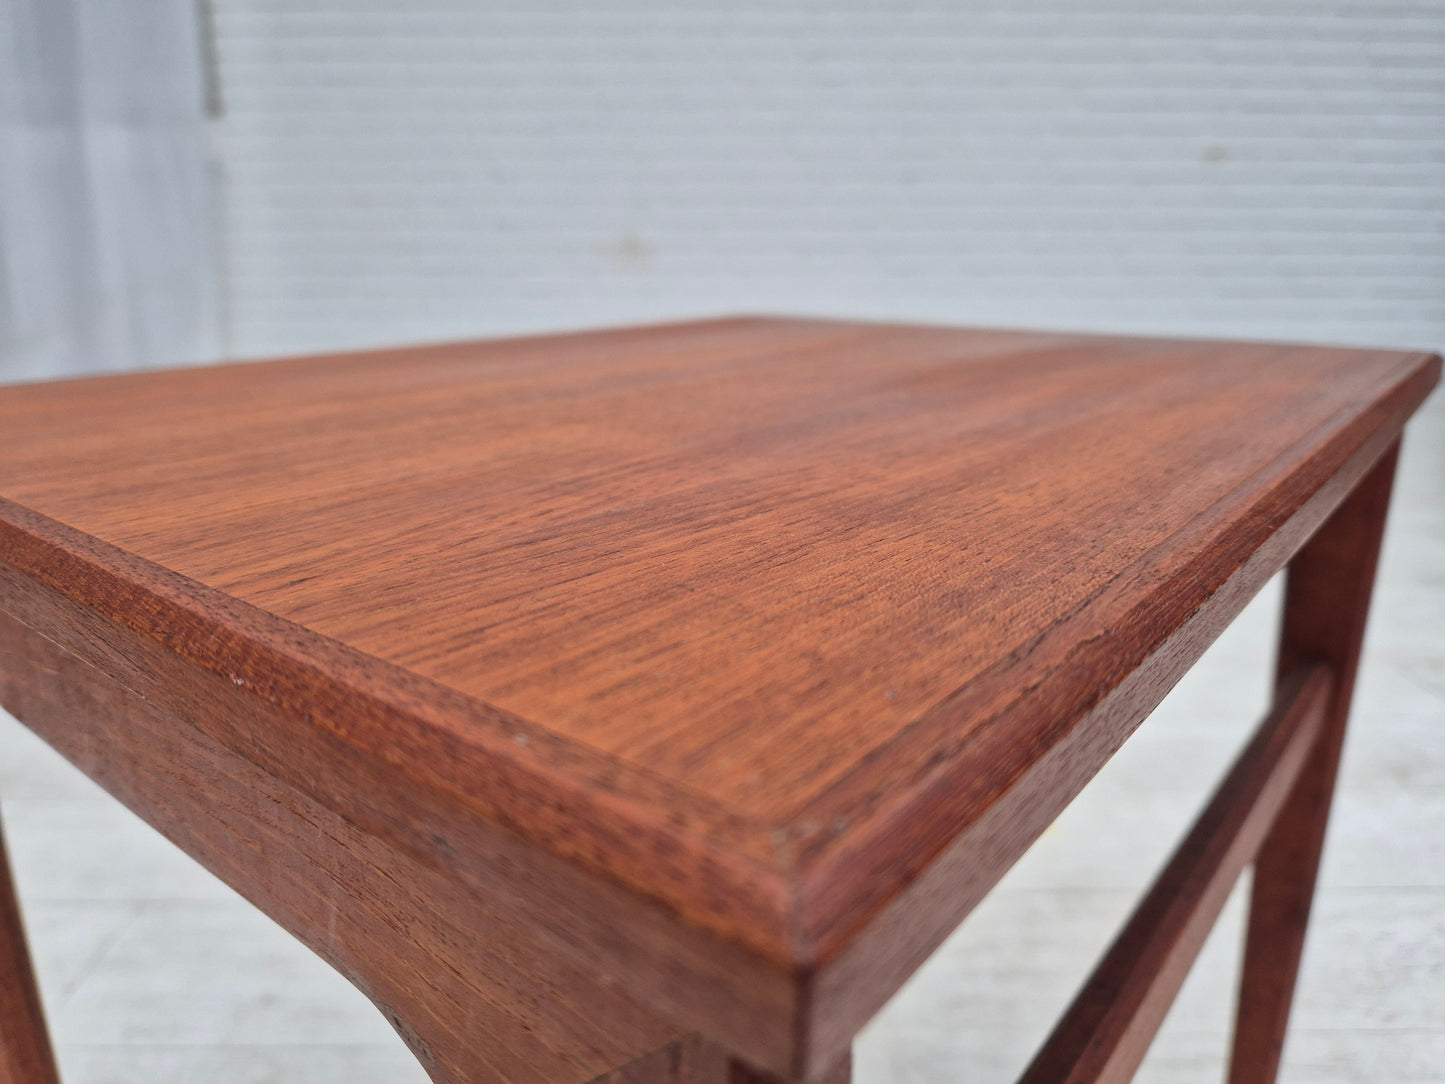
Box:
[591,1040,850,1084]
[587,1038,728,1084]
[1019,663,1331,1084]
[1228,441,1401,1084]
[0,810,61,1084]
[0,606,691,1084]
[0,541,797,1077]
[729,1052,851,1084]
[0,317,1436,1078]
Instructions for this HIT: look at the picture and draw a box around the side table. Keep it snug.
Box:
[0,318,1437,1082]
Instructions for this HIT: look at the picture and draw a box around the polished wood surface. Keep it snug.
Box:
[1228,443,1401,1084]
[0,810,61,1084]
[0,607,685,1084]
[599,1041,850,1084]
[1019,663,1330,1084]
[0,317,1436,1078]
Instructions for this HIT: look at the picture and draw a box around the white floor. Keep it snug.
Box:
[1,399,1440,1084]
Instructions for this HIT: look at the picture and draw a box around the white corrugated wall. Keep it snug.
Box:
[0,0,221,381]
[208,1,1445,359]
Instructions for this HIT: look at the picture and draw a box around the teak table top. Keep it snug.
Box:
[0,316,1437,1076]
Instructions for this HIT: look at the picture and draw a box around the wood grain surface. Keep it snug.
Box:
[0,809,61,1084]
[0,604,695,1084]
[596,1039,849,1084]
[0,317,1436,1076]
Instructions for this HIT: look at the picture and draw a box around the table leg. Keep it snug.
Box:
[0,809,62,1084]
[592,1038,851,1084]
[730,1051,851,1084]
[1227,440,1399,1084]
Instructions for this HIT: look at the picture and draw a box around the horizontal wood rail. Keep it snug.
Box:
[1016,661,1334,1084]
